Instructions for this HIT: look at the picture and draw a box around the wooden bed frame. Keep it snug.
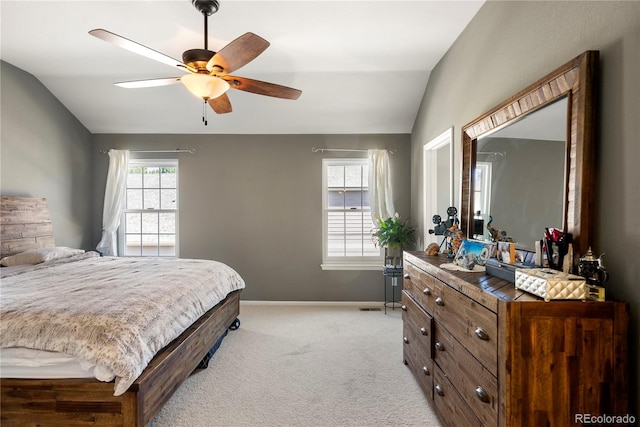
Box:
[0,196,242,426]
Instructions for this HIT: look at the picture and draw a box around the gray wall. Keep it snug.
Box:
[0,61,93,249]
[91,134,411,302]
[411,0,639,413]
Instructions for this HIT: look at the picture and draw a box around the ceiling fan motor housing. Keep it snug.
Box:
[192,0,219,16]
[182,48,216,72]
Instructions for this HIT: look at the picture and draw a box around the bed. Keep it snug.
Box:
[0,196,245,426]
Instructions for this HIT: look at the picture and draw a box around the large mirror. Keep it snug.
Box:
[461,51,598,262]
[473,97,567,251]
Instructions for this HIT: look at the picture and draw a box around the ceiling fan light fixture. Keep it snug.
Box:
[181,73,230,99]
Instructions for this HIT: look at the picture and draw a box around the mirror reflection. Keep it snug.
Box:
[473,97,567,251]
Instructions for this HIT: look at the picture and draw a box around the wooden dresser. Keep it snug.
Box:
[401,251,628,427]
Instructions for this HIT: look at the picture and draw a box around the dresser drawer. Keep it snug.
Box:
[433,323,497,426]
[433,365,482,427]
[431,280,498,375]
[402,291,434,398]
[403,325,434,399]
[403,261,443,314]
[402,291,433,358]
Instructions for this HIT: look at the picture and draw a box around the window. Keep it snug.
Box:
[474,161,492,218]
[322,159,382,270]
[119,159,178,257]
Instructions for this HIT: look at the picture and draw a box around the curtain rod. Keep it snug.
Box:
[99,148,196,155]
[311,147,397,154]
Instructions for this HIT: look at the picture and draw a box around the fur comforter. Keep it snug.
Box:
[0,252,245,395]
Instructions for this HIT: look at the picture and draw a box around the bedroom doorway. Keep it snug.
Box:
[423,128,454,248]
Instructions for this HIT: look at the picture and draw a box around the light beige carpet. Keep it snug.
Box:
[152,302,442,427]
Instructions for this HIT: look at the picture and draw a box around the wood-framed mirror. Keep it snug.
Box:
[460,50,598,264]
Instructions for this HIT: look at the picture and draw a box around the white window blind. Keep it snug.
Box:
[119,159,178,257]
[322,159,382,270]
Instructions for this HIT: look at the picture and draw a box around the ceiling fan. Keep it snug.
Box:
[89,0,301,123]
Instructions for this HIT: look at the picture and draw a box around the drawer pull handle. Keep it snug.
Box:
[422,366,430,376]
[403,273,410,279]
[475,327,489,341]
[435,385,444,396]
[403,337,409,344]
[476,386,490,403]
[401,305,407,311]
[435,297,444,306]
[435,342,445,351]
[423,288,431,296]
[420,327,428,336]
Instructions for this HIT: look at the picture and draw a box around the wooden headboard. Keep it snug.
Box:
[0,196,55,258]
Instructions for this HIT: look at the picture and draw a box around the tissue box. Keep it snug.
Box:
[515,268,586,302]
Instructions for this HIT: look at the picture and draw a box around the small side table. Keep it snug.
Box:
[383,265,403,314]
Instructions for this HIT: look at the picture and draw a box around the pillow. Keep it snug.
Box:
[0,247,85,267]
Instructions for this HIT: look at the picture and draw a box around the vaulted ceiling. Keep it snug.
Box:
[1,1,484,134]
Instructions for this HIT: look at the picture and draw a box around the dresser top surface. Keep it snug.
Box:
[404,251,539,310]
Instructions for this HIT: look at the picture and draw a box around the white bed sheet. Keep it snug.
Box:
[0,347,114,381]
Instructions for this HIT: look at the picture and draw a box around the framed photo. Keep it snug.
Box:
[495,242,528,264]
[496,242,514,263]
[453,239,495,270]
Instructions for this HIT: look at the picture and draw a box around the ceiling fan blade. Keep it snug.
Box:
[224,76,302,100]
[89,29,196,73]
[208,93,233,114]
[206,33,270,75]
[115,77,182,89]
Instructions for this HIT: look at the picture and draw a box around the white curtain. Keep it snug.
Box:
[96,149,129,256]
[368,149,395,223]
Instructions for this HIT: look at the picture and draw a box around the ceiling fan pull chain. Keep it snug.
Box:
[202,99,208,125]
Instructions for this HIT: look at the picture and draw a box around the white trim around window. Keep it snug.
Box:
[321,158,383,270]
[118,159,179,258]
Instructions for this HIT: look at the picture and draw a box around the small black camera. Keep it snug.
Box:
[428,206,458,235]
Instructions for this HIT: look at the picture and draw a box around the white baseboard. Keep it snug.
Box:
[240,300,384,308]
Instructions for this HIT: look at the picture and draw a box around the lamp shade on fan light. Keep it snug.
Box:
[181,74,230,99]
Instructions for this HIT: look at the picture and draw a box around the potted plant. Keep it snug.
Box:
[372,213,416,267]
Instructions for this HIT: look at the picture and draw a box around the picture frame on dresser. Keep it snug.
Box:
[495,242,516,264]
[452,239,494,270]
